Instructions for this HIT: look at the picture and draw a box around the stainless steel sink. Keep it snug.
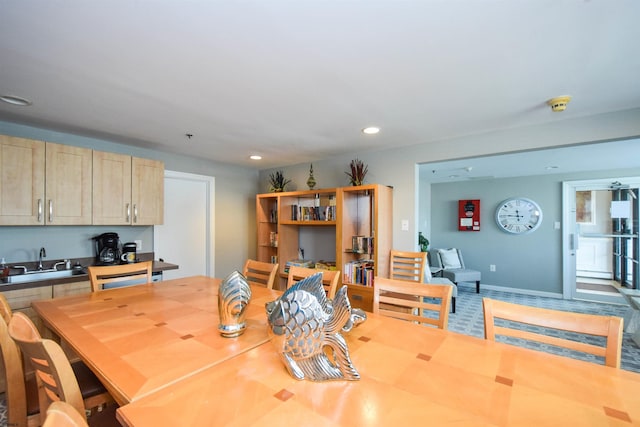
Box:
[5,269,84,284]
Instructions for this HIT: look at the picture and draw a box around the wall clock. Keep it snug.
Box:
[495,197,543,234]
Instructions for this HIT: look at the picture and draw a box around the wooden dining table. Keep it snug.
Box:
[33,276,640,426]
[31,275,280,405]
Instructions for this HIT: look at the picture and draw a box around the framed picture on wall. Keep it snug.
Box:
[576,190,595,225]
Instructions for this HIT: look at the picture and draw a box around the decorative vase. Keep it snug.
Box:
[307,164,316,190]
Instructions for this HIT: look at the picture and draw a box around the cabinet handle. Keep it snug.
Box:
[48,200,53,223]
[37,199,42,222]
[126,203,130,223]
[133,204,138,223]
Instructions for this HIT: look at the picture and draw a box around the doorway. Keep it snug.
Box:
[153,171,215,280]
[563,178,640,304]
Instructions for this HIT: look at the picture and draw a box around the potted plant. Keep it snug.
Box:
[418,232,429,252]
[345,158,368,186]
[268,170,291,192]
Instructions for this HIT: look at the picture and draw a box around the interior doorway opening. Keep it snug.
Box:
[563,178,640,304]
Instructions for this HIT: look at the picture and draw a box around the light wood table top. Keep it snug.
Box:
[117,309,640,427]
[31,275,280,405]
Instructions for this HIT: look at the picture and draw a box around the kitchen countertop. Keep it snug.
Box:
[0,252,179,292]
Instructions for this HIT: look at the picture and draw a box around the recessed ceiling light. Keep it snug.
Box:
[0,95,32,106]
[545,166,559,170]
[362,127,380,135]
[250,155,262,160]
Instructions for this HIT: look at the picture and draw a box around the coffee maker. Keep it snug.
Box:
[93,232,121,265]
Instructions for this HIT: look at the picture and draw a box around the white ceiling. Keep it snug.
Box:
[1,1,640,169]
[421,138,640,183]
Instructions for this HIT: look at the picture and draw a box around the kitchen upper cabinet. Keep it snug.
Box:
[93,151,164,225]
[132,157,164,225]
[45,142,92,225]
[0,135,45,225]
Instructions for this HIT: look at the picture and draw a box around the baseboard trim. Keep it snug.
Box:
[456,282,563,299]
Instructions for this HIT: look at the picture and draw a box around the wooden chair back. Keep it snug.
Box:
[482,297,623,368]
[88,260,153,292]
[390,250,427,283]
[242,259,279,290]
[43,401,89,427]
[286,266,340,299]
[9,312,87,425]
[373,277,452,329]
[0,295,34,427]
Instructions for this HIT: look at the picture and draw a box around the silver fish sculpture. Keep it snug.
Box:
[265,272,360,381]
[218,270,252,338]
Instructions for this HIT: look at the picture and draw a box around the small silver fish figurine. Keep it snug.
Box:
[218,270,252,338]
[265,272,360,381]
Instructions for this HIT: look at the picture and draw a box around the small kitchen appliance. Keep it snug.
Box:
[93,232,121,265]
[121,242,137,264]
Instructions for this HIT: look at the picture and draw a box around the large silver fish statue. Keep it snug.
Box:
[218,270,252,338]
[265,272,360,381]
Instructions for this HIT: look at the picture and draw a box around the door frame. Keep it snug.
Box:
[563,177,640,303]
[153,170,215,278]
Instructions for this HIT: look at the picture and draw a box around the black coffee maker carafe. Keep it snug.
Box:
[93,232,121,265]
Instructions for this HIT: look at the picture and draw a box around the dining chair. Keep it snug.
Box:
[373,277,453,329]
[389,250,427,283]
[242,259,279,290]
[390,250,458,313]
[8,312,118,426]
[42,401,89,427]
[482,297,624,368]
[88,260,153,292]
[286,266,340,299]
[0,295,36,427]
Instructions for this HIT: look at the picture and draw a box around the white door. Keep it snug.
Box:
[154,171,215,280]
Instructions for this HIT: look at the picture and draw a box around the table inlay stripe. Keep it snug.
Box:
[416,353,431,361]
[274,389,294,402]
[495,375,513,386]
[604,406,631,422]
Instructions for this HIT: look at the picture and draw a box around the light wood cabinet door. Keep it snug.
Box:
[45,142,92,225]
[132,157,164,225]
[0,135,45,225]
[92,150,132,225]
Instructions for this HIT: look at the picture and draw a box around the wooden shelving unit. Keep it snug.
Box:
[256,184,392,310]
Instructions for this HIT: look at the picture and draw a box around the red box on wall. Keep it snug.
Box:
[458,199,480,231]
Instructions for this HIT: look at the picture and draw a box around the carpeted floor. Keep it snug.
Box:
[447,284,640,372]
[1,284,639,425]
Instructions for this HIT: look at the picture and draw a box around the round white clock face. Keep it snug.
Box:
[495,197,543,234]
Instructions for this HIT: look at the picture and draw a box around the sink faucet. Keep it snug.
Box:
[38,247,46,270]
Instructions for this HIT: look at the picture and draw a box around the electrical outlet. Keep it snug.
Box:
[134,240,142,250]
[490,264,496,272]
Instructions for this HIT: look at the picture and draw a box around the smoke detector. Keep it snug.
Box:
[548,95,571,112]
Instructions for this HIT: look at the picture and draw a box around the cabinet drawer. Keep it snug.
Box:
[347,285,373,312]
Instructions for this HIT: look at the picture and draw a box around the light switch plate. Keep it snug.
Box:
[401,220,409,231]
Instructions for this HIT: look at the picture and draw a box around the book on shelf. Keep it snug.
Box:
[315,260,337,271]
[284,259,314,273]
[290,204,334,221]
[343,260,375,287]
